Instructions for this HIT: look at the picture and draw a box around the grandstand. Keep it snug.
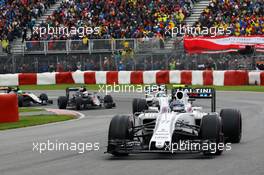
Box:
[0,0,263,73]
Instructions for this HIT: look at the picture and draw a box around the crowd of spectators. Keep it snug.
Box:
[166,54,255,70]
[1,0,263,49]
[194,0,264,36]
[0,0,56,53]
[28,0,197,41]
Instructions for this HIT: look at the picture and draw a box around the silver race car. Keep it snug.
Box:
[0,86,53,107]
[107,87,242,156]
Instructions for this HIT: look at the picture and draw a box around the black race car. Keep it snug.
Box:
[57,87,116,110]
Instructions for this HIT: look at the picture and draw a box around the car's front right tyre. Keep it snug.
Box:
[107,115,134,156]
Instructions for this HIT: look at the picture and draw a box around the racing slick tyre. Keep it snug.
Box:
[18,95,31,107]
[75,97,83,110]
[107,115,134,156]
[57,96,67,109]
[132,98,148,114]
[200,115,224,156]
[220,109,242,143]
[18,96,24,107]
[39,93,48,103]
[104,95,114,109]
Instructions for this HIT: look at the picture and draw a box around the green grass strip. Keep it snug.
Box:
[17,84,264,92]
[19,107,44,113]
[0,115,75,130]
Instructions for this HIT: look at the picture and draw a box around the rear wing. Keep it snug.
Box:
[65,87,81,97]
[171,86,216,112]
[66,87,80,92]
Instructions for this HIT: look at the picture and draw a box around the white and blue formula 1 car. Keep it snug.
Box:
[133,84,170,113]
[107,87,242,156]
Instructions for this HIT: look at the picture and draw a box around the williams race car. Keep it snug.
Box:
[144,84,168,105]
[0,86,53,107]
[133,84,170,113]
[57,87,116,110]
[107,87,242,156]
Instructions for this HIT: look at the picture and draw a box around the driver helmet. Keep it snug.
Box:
[79,87,87,92]
[82,91,89,97]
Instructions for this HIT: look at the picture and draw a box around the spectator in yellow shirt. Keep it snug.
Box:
[82,35,88,46]
[1,37,9,53]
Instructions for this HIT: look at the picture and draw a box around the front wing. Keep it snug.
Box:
[107,139,212,154]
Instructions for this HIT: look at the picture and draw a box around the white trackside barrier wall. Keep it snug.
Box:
[213,71,225,86]
[192,71,204,85]
[0,74,19,86]
[72,71,85,84]
[0,70,263,86]
[248,72,261,85]
[143,71,157,84]
[37,72,56,85]
[95,71,107,84]
[169,71,181,84]
[118,71,131,84]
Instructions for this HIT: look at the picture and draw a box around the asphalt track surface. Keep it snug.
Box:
[0,90,264,175]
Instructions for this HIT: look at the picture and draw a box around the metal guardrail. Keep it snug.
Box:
[0,45,3,53]
[23,39,160,54]
[23,38,164,54]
